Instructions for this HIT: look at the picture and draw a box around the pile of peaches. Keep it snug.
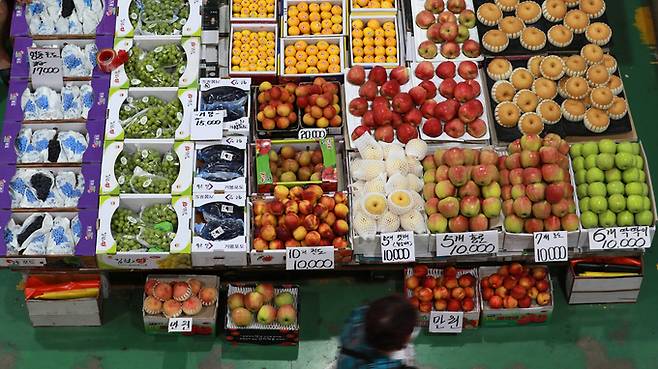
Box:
[480,263,552,309]
[405,265,478,313]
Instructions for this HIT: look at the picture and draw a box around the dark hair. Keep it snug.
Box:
[365,295,418,352]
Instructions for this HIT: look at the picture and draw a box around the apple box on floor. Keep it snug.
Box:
[566,256,643,304]
[225,284,300,345]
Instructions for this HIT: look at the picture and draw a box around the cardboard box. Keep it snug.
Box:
[11,36,114,80]
[115,0,202,38]
[349,0,397,14]
[403,267,481,329]
[0,121,104,164]
[229,0,278,23]
[192,192,249,267]
[10,0,117,38]
[0,210,98,268]
[198,78,251,135]
[225,283,299,345]
[5,78,110,123]
[193,137,248,193]
[99,140,194,196]
[96,195,193,269]
[228,24,278,77]
[110,37,200,89]
[279,36,344,77]
[281,0,347,37]
[348,14,401,68]
[479,265,554,327]
[143,274,219,335]
[566,261,643,304]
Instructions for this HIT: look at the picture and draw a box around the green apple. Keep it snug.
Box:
[631,142,641,155]
[579,197,590,212]
[627,195,644,213]
[608,193,626,213]
[638,171,646,183]
[586,168,605,183]
[622,168,640,183]
[607,181,625,195]
[582,142,599,157]
[482,182,502,198]
[589,196,608,214]
[634,155,644,169]
[615,152,635,170]
[584,154,597,169]
[580,211,599,228]
[605,168,622,182]
[596,153,615,170]
[625,182,643,196]
[274,292,295,307]
[599,210,617,227]
[587,182,607,197]
[572,156,585,171]
[636,210,654,226]
[570,143,583,157]
[598,139,617,154]
[617,211,635,226]
[616,142,633,154]
[643,196,652,210]
[575,170,587,185]
[642,183,649,195]
[577,183,589,198]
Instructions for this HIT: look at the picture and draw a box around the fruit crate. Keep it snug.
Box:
[575,141,657,249]
[192,192,249,267]
[228,23,278,77]
[193,137,248,194]
[403,267,481,329]
[566,257,643,304]
[0,121,104,165]
[410,61,491,143]
[95,195,193,269]
[0,210,98,269]
[115,0,203,38]
[252,138,342,194]
[5,78,110,124]
[99,140,194,196]
[143,274,220,335]
[410,0,483,62]
[229,0,279,23]
[198,77,251,136]
[247,191,353,266]
[225,283,300,345]
[478,265,554,327]
[0,164,101,211]
[110,37,201,89]
[350,0,398,14]
[348,14,403,69]
[279,36,345,77]
[281,0,348,38]
[10,36,114,81]
[10,0,117,38]
[105,88,197,141]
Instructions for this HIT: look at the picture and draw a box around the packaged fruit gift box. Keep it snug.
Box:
[283,0,347,38]
[348,15,401,68]
[230,0,278,22]
[229,24,278,76]
[143,275,220,335]
[280,37,344,76]
[404,265,481,329]
[115,0,202,38]
[225,283,300,345]
[479,263,554,327]
[193,137,247,194]
[198,78,250,136]
[96,195,193,269]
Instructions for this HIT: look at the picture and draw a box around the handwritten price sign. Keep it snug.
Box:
[298,128,327,140]
[380,231,415,263]
[0,257,47,267]
[286,246,335,270]
[436,230,498,257]
[28,47,63,90]
[168,318,193,332]
[588,226,651,250]
[533,231,568,262]
[428,311,463,333]
[191,111,226,140]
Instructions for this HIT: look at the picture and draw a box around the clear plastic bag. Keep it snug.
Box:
[61,85,82,119]
[46,217,76,255]
[55,171,84,207]
[58,130,88,162]
[22,214,54,255]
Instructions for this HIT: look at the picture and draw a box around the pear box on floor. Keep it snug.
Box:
[566,256,644,304]
[225,284,300,345]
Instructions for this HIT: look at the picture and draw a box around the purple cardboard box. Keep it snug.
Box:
[0,120,104,164]
[10,36,114,80]
[5,77,109,123]
[10,0,117,38]
[0,163,101,210]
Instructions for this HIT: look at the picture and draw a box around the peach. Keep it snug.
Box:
[253,200,267,216]
[298,200,313,215]
[433,286,450,300]
[303,214,320,231]
[495,286,507,298]
[293,226,307,241]
[261,225,276,241]
[447,299,462,312]
[276,225,292,241]
[503,295,518,309]
[434,299,448,311]
[254,237,268,251]
[285,200,299,214]
[334,203,349,219]
[324,212,337,226]
[334,192,347,204]
[462,298,475,312]
[333,237,348,249]
[314,204,329,220]
[269,240,284,250]
[518,276,534,289]
[532,267,547,281]
[536,292,551,306]
[509,262,523,277]
[333,219,349,236]
[482,287,494,301]
[285,239,300,248]
[318,223,334,240]
[444,277,459,289]
[423,276,437,289]
[303,231,322,246]
[290,186,304,200]
[488,295,503,309]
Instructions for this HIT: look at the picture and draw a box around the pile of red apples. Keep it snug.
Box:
[422,146,502,232]
[501,134,579,233]
[480,263,552,309]
[415,0,481,59]
[406,265,477,313]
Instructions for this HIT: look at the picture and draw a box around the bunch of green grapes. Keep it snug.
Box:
[119,95,166,120]
[116,234,142,251]
[111,207,143,235]
[130,174,172,194]
[124,45,186,87]
[161,152,180,182]
[140,227,174,251]
[132,149,162,173]
[121,97,182,139]
[129,0,189,35]
[114,153,137,192]
[141,203,178,227]
[114,148,180,194]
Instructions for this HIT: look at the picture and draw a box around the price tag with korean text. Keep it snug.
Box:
[589,226,652,250]
[436,231,499,257]
[168,318,193,332]
[286,246,335,270]
[28,47,63,90]
[298,128,327,140]
[534,231,568,262]
[191,111,226,140]
[380,231,415,263]
[429,311,463,333]
[1,257,47,267]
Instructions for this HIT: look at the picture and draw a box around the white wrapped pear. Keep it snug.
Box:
[384,173,409,194]
[377,211,401,233]
[400,210,428,234]
[350,159,386,181]
[360,193,388,219]
[404,139,428,160]
[353,212,378,239]
[387,190,416,215]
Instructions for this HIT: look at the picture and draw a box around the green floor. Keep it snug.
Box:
[2,0,658,368]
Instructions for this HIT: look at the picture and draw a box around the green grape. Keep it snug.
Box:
[141,203,178,227]
[120,96,182,138]
[125,45,186,87]
[131,149,161,173]
[111,207,143,235]
[116,234,142,251]
[140,227,174,251]
[130,174,172,194]
[160,151,180,182]
[129,0,188,35]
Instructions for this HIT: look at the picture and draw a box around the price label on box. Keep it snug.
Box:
[191,111,226,140]
[286,246,334,270]
[168,318,193,332]
[298,128,327,140]
[436,231,498,257]
[0,257,47,267]
[380,231,415,263]
[428,311,463,333]
[533,231,568,262]
[28,47,63,90]
[588,226,651,250]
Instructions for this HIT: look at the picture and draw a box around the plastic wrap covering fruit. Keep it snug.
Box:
[24,0,105,36]
[111,204,178,252]
[4,213,82,255]
[195,144,245,183]
[128,0,190,35]
[114,149,180,194]
[20,83,95,121]
[9,169,84,209]
[118,95,183,139]
[124,45,186,87]
[199,85,248,123]
[194,200,245,242]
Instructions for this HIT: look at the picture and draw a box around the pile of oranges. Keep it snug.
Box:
[231,29,277,72]
[351,0,394,9]
[351,19,398,64]
[283,40,342,75]
[287,2,344,36]
[232,0,276,18]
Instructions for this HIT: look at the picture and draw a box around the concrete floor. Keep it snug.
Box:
[1,0,658,368]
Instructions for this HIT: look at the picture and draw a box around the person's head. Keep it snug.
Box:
[364,294,418,353]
